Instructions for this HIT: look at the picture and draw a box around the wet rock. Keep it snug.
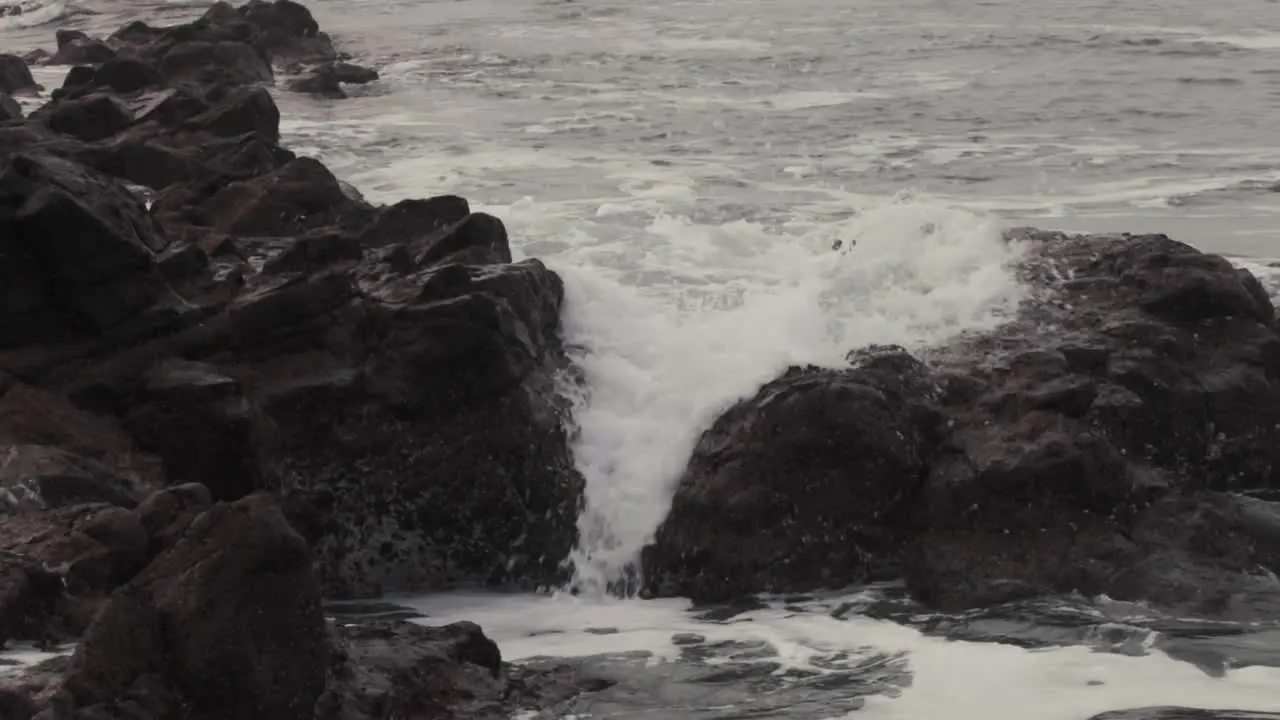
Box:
[0,54,41,95]
[0,153,168,347]
[0,93,20,121]
[42,92,134,141]
[643,363,935,600]
[48,37,116,66]
[93,56,164,94]
[0,554,63,647]
[181,84,279,141]
[647,231,1280,616]
[0,445,141,511]
[319,620,606,719]
[58,493,327,720]
[159,40,272,86]
[152,156,365,238]
[287,61,378,98]
[121,359,268,502]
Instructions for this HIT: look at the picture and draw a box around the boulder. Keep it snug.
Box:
[93,56,165,94]
[121,359,268,502]
[643,353,936,601]
[56,493,328,720]
[48,37,116,66]
[287,61,379,98]
[159,40,272,86]
[644,231,1280,617]
[319,620,608,720]
[0,153,168,348]
[42,92,134,141]
[0,55,41,95]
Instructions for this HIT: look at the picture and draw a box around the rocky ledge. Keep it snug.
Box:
[0,2,596,717]
[644,229,1280,620]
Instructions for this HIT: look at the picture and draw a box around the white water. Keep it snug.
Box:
[535,197,1029,590]
[408,591,1280,719]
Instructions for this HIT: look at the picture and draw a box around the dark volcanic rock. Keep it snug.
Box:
[43,92,134,141]
[642,356,936,601]
[93,56,165,94]
[0,1,597,716]
[0,153,169,348]
[0,55,41,95]
[57,493,327,720]
[159,39,272,86]
[645,231,1280,617]
[288,61,379,98]
[320,620,609,720]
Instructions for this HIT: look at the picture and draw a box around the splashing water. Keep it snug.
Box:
[517,196,1030,594]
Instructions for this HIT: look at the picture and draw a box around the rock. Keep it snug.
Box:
[152,156,366,238]
[93,56,164,94]
[121,359,268,502]
[0,153,168,347]
[57,493,328,720]
[287,61,379,98]
[269,258,584,597]
[238,0,336,61]
[48,37,117,66]
[130,87,210,127]
[43,92,134,141]
[645,231,1280,616]
[318,620,610,720]
[0,553,63,647]
[643,357,936,601]
[159,40,272,86]
[58,65,96,93]
[132,482,211,553]
[0,445,141,512]
[182,84,280,141]
[55,29,89,49]
[0,93,20,121]
[0,54,41,95]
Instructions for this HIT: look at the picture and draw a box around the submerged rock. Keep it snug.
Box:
[646,231,1280,618]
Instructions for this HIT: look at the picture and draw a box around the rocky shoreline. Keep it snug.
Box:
[0,0,1278,715]
[643,230,1280,619]
[0,1,594,716]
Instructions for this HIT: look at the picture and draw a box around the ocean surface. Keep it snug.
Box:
[5,0,1280,716]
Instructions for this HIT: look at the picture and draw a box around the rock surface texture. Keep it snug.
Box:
[0,3,594,718]
[645,229,1280,620]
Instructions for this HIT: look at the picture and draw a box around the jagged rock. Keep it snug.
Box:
[642,357,937,601]
[0,55,41,95]
[55,493,327,720]
[152,156,366,238]
[645,231,1280,617]
[121,359,269,502]
[0,153,169,348]
[159,40,272,86]
[287,61,378,98]
[42,92,134,141]
[93,56,164,94]
[181,84,279,141]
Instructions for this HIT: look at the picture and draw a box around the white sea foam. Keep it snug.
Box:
[484,196,1029,592]
[407,591,1280,719]
[0,0,66,29]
